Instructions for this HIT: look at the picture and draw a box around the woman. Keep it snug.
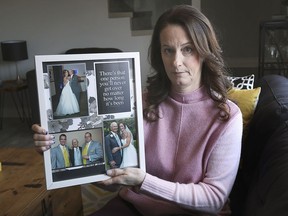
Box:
[116,123,138,168]
[33,5,242,216]
[54,69,80,116]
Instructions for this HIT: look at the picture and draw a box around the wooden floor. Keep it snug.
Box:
[0,117,101,215]
[0,117,34,148]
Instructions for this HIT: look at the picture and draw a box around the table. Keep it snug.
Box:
[0,80,32,129]
[0,148,83,216]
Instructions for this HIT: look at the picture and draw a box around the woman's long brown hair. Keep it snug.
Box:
[143,5,231,122]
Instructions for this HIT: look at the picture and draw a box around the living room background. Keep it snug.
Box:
[0,0,281,117]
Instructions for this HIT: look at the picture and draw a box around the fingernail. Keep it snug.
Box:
[43,130,47,135]
[50,140,55,144]
[51,135,55,140]
[106,170,112,175]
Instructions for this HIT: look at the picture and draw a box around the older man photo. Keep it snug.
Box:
[105,122,123,168]
[82,132,104,165]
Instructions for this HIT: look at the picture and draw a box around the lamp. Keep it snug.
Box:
[1,40,28,82]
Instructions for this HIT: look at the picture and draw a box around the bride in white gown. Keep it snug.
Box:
[54,70,80,116]
[119,123,138,168]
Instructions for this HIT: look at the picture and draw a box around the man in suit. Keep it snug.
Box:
[105,122,123,168]
[51,134,71,169]
[82,132,104,165]
[68,69,81,104]
[69,138,82,166]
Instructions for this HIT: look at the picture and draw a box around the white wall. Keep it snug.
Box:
[0,0,151,86]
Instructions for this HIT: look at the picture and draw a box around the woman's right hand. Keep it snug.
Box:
[112,147,120,154]
[32,124,55,154]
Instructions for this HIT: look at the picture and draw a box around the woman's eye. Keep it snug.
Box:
[162,48,174,55]
[182,47,194,55]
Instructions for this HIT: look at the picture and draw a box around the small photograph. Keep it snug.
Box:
[48,63,89,119]
[50,128,105,182]
[104,119,139,169]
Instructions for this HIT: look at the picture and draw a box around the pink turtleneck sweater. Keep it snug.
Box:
[121,86,243,215]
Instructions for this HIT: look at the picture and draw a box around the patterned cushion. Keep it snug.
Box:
[227,74,255,90]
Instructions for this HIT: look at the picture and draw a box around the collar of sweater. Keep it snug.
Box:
[169,85,209,104]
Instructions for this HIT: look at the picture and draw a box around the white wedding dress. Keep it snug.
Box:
[120,135,138,168]
[54,80,80,116]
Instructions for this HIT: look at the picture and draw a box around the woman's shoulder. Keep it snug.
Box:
[63,77,69,83]
[227,99,241,114]
[226,99,242,125]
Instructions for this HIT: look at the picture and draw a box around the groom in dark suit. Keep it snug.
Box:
[105,122,123,168]
[68,69,81,104]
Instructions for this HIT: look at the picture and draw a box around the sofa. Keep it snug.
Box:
[230,74,288,216]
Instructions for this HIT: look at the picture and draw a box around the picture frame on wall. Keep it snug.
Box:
[35,52,145,190]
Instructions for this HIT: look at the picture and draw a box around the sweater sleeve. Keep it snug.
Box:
[140,112,243,214]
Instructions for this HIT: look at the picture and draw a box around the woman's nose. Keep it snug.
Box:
[173,51,183,67]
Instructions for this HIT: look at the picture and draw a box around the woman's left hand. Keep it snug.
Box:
[101,168,146,186]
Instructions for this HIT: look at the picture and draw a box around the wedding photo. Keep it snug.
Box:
[103,119,139,169]
[48,63,89,119]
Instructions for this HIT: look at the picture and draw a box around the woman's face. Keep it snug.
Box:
[160,24,203,93]
[119,123,125,131]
